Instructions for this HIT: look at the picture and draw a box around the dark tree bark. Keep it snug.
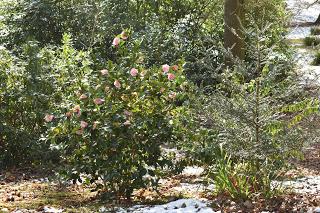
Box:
[315,13,320,25]
[224,0,245,66]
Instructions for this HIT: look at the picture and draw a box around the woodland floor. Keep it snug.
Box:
[0,142,319,212]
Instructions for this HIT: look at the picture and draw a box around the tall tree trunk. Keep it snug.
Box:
[224,0,245,66]
[315,13,320,25]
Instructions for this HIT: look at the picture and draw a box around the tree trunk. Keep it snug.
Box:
[224,0,245,66]
[315,13,320,25]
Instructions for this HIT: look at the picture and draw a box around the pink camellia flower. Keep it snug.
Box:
[172,65,179,71]
[169,92,176,99]
[79,94,88,100]
[112,37,120,47]
[121,31,128,40]
[114,80,121,89]
[168,73,175,81]
[80,121,88,129]
[93,98,105,105]
[162,64,170,73]
[44,114,54,123]
[100,69,108,76]
[130,68,138,77]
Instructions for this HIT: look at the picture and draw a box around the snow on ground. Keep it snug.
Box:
[287,26,311,39]
[104,199,219,213]
[276,176,320,195]
[42,207,64,213]
[286,0,320,85]
[172,183,215,195]
[299,65,320,86]
[182,166,204,176]
[293,45,320,85]
[286,0,320,40]
[286,0,320,23]
[9,206,64,213]
[295,47,315,65]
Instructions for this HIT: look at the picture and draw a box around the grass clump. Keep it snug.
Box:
[313,51,320,65]
[304,36,320,46]
[311,26,320,35]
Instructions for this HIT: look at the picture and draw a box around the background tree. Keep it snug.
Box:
[224,0,245,65]
[315,14,320,24]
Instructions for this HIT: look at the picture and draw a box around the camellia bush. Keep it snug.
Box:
[45,33,190,198]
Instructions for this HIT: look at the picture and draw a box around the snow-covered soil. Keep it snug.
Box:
[285,1,320,204]
[182,166,204,176]
[287,26,311,39]
[286,0,320,86]
[287,0,320,23]
[286,0,320,39]
[293,47,320,85]
[105,199,218,213]
[280,176,320,194]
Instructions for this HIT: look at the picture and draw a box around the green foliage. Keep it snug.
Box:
[311,26,320,35]
[304,36,320,46]
[45,34,189,197]
[244,0,290,63]
[1,0,291,86]
[313,51,320,65]
[176,24,319,200]
[0,0,224,85]
[0,43,59,169]
[213,146,279,200]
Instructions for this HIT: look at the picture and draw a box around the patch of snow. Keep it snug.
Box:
[182,166,204,176]
[43,206,64,213]
[299,65,320,86]
[287,26,311,39]
[277,176,320,194]
[32,177,49,183]
[111,199,218,213]
[287,0,320,23]
[295,47,315,65]
[172,183,215,194]
[314,207,320,213]
[99,207,108,212]
[292,46,320,85]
